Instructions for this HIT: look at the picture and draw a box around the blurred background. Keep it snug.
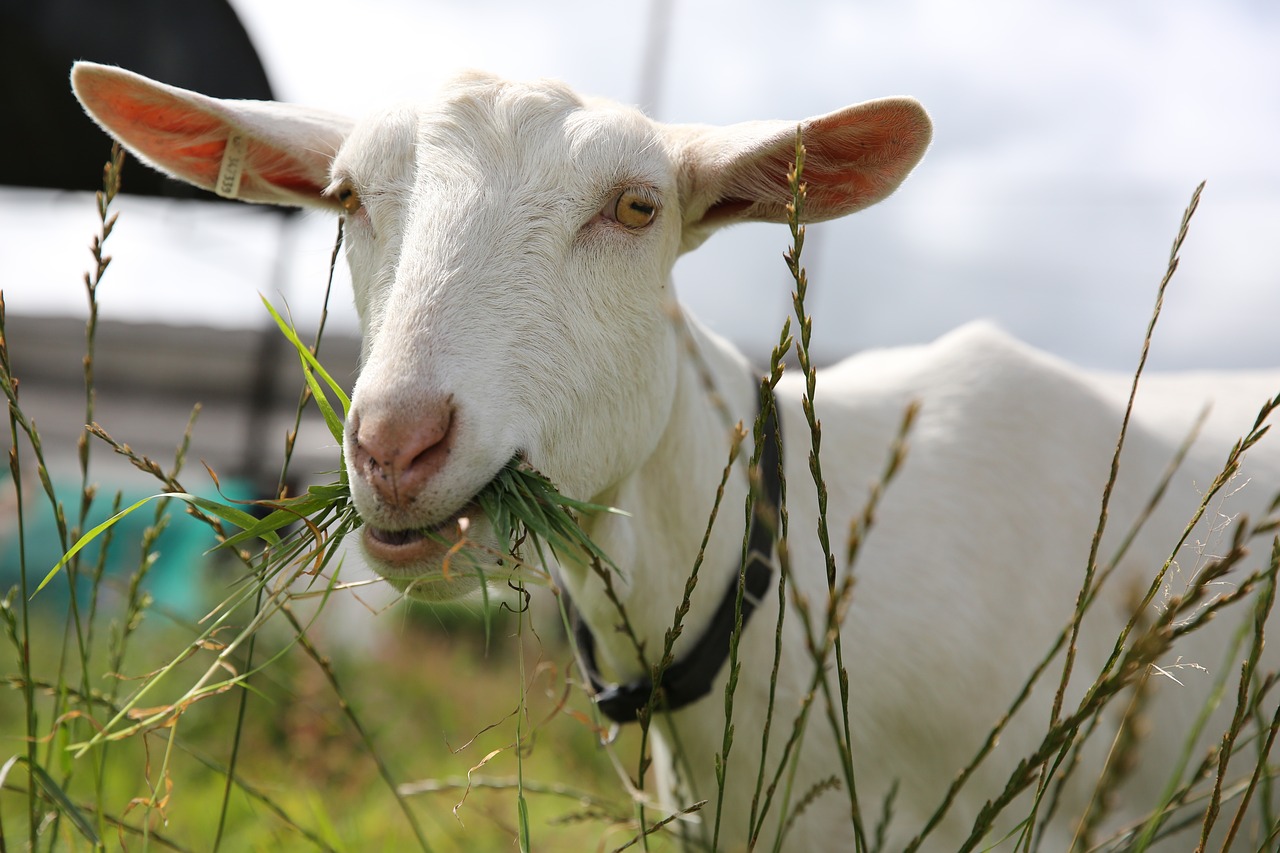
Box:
[1,3,1278,847]
[1,0,1278,618]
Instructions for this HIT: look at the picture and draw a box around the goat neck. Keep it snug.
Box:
[567,310,761,688]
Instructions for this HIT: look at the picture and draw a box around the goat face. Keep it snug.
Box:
[335,78,684,598]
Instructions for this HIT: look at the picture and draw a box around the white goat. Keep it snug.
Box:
[72,62,1280,851]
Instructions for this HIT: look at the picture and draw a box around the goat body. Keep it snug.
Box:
[72,62,1280,850]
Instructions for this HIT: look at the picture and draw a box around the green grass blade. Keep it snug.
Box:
[216,491,340,551]
[261,295,352,415]
[36,493,159,596]
[40,491,283,597]
[186,495,280,540]
[23,753,99,840]
[298,353,346,445]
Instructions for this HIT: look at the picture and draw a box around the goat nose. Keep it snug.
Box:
[349,398,456,508]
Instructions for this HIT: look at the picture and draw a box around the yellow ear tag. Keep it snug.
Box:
[215,133,247,199]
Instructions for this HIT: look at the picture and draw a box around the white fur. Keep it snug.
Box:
[72,62,1280,851]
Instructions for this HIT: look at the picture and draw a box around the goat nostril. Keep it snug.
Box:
[413,408,453,464]
[349,400,457,506]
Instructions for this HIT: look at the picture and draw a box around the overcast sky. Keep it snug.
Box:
[3,0,1277,372]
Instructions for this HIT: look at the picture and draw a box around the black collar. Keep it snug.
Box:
[571,389,782,724]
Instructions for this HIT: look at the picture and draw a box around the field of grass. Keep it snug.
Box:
[2,594,656,851]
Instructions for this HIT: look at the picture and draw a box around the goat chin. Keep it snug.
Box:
[71,59,1280,850]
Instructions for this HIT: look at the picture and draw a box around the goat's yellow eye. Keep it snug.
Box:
[610,188,659,228]
[334,180,363,215]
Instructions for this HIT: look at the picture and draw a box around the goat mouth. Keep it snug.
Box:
[361,501,482,566]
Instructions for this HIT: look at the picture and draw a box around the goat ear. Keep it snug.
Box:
[71,62,353,209]
[673,97,931,250]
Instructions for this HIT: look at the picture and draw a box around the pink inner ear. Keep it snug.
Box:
[780,146,878,212]
[703,101,929,227]
[801,104,931,211]
[81,75,233,188]
[108,90,223,137]
[164,139,228,187]
[715,138,880,220]
[244,141,329,199]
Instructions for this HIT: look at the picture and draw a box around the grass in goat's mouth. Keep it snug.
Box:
[362,456,620,571]
[475,457,621,569]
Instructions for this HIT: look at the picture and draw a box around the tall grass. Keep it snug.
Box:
[3,133,1280,853]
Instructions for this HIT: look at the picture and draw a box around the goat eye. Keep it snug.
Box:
[334,180,363,215]
[607,188,659,229]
